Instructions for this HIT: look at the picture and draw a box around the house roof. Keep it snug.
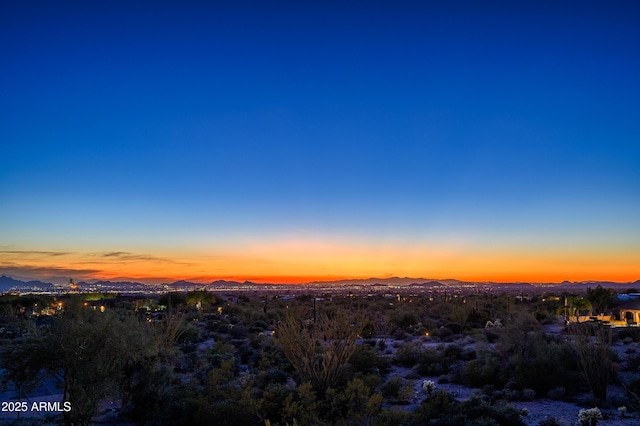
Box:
[612,299,640,311]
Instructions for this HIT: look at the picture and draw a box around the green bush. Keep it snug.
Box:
[381,375,414,404]
[458,395,525,426]
[546,387,565,400]
[461,348,503,388]
[393,341,423,368]
[615,327,640,343]
[538,417,561,426]
[416,347,447,376]
[508,335,578,394]
[350,344,383,374]
[414,392,525,426]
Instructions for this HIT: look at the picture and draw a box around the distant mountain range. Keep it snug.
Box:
[0,275,55,291]
[307,277,464,286]
[0,275,254,292]
[2,275,640,293]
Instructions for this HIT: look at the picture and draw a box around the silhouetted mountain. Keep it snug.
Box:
[89,280,141,286]
[307,277,464,286]
[164,280,250,288]
[0,276,54,291]
[169,280,202,288]
[209,280,245,287]
[2,274,639,293]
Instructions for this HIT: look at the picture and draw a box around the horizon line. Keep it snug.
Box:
[3,274,639,287]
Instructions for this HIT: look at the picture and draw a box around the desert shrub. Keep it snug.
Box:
[621,377,640,411]
[616,327,640,343]
[538,417,561,426]
[415,343,474,377]
[415,348,446,376]
[414,390,455,419]
[393,328,409,340]
[623,351,640,372]
[414,392,525,426]
[216,323,230,334]
[435,326,453,340]
[253,319,269,329]
[281,382,319,426]
[503,388,521,401]
[361,322,376,338]
[458,395,525,425]
[491,390,505,400]
[534,310,548,322]
[461,347,477,360]
[461,347,503,388]
[377,339,387,351]
[381,375,414,404]
[521,388,536,401]
[485,328,500,343]
[235,341,259,364]
[120,363,181,424]
[393,341,423,368]
[482,384,495,396]
[358,372,383,392]
[443,343,463,359]
[371,408,415,425]
[609,347,622,363]
[501,331,579,395]
[443,342,477,362]
[258,367,289,386]
[417,360,445,376]
[391,311,419,331]
[377,355,392,375]
[349,344,380,374]
[349,343,391,375]
[257,383,295,424]
[205,320,220,331]
[404,371,421,380]
[322,378,383,423]
[444,323,464,334]
[228,324,248,339]
[546,387,566,400]
[465,322,484,331]
[176,321,203,343]
[437,374,450,383]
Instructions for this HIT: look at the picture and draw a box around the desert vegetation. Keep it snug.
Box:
[1,288,639,425]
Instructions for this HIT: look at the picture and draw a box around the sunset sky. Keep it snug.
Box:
[1,1,639,284]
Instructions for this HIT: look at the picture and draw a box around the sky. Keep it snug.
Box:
[1,1,639,284]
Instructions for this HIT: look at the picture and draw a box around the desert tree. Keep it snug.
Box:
[1,307,157,426]
[569,297,593,320]
[569,323,614,400]
[274,305,363,394]
[586,285,615,315]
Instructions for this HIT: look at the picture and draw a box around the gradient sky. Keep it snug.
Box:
[1,1,639,284]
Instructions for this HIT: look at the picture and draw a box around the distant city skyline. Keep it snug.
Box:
[1,2,639,284]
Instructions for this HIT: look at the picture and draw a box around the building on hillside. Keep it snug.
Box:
[566,296,640,327]
[611,299,640,326]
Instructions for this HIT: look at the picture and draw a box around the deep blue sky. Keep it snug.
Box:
[1,1,639,282]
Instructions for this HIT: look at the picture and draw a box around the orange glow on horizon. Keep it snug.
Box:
[1,244,638,284]
[6,264,640,285]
